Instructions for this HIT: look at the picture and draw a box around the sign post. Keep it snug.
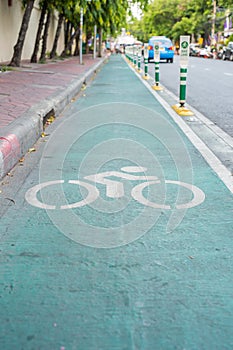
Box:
[152,42,162,90]
[79,7,83,64]
[172,35,193,116]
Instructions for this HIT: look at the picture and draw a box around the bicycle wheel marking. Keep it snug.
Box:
[169,181,205,209]
[25,180,64,210]
[131,180,171,209]
[61,181,99,209]
[131,180,205,210]
[25,180,99,210]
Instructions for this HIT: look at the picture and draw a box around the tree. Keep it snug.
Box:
[9,0,35,67]
[172,17,194,42]
[50,12,64,59]
[39,9,52,61]
[31,0,47,63]
[128,0,224,44]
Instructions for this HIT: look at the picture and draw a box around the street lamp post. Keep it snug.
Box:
[80,7,84,64]
[93,24,97,59]
[80,0,96,64]
[211,0,217,45]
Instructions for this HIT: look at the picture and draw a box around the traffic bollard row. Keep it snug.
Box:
[125,36,193,116]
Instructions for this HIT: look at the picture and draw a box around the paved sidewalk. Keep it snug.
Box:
[0,54,107,180]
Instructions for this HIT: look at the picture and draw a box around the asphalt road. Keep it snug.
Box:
[148,56,233,137]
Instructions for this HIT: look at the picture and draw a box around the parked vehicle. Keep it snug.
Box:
[217,48,224,59]
[189,43,200,56]
[222,42,233,61]
[198,46,213,58]
[148,36,174,63]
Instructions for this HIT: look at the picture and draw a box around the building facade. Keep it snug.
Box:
[0,0,64,63]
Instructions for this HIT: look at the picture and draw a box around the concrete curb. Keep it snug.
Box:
[0,56,108,181]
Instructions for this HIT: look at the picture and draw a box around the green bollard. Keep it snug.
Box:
[155,61,160,85]
[152,42,162,91]
[172,35,193,117]
[131,46,134,65]
[133,45,137,67]
[179,67,187,107]
[143,43,149,79]
[137,45,142,72]
[172,35,193,116]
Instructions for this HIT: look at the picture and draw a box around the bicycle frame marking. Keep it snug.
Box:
[25,167,205,210]
[84,170,158,198]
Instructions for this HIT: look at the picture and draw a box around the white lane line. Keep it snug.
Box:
[150,91,233,194]
[155,82,233,149]
[224,72,233,76]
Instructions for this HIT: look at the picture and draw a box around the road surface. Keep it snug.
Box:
[149,56,233,137]
[0,55,233,350]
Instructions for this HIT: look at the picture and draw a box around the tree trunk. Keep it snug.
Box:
[8,0,35,67]
[67,25,74,55]
[98,27,103,57]
[74,36,79,56]
[50,13,63,59]
[64,21,70,48]
[39,10,51,61]
[86,30,92,54]
[30,2,47,63]
[60,26,80,57]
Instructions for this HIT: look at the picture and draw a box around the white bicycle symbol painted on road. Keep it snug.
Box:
[25,166,205,210]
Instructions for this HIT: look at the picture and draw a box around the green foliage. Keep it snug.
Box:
[226,34,233,44]
[171,17,194,41]
[0,65,14,72]
[128,0,232,44]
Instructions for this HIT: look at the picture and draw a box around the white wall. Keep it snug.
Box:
[0,0,64,63]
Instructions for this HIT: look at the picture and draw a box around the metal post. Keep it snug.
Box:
[80,7,83,64]
[93,24,97,59]
[211,0,217,46]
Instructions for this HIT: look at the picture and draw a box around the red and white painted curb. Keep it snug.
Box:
[0,56,108,181]
[0,134,21,179]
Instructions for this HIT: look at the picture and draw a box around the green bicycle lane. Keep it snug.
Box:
[1,55,233,349]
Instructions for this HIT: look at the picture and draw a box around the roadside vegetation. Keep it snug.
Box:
[128,0,233,45]
[8,0,149,67]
